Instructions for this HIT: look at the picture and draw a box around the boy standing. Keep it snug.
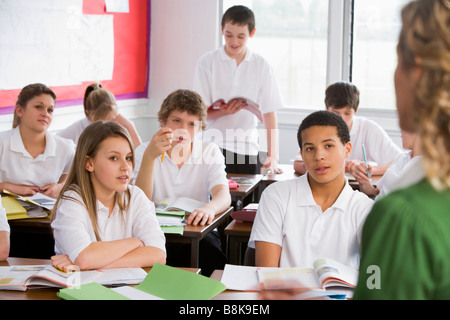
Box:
[249,111,373,269]
[193,5,283,174]
[325,82,402,176]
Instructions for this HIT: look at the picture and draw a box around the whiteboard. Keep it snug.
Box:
[0,0,114,89]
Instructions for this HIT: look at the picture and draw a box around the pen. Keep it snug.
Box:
[161,152,165,163]
[361,143,370,178]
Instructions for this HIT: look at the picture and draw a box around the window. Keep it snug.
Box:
[223,0,410,112]
[351,0,410,110]
[223,0,329,109]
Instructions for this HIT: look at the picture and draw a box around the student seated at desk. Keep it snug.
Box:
[0,83,75,198]
[0,195,10,261]
[325,81,402,176]
[57,84,142,148]
[354,130,423,198]
[249,111,374,270]
[51,121,165,272]
[133,89,231,276]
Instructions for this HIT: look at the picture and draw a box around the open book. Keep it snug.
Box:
[0,264,147,291]
[2,190,56,220]
[220,258,358,298]
[58,263,226,300]
[209,97,263,122]
[155,197,206,214]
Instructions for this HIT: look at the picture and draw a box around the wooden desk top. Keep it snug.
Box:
[0,258,200,300]
[224,220,252,237]
[227,174,263,197]
[261,164,300,184]
[165,207,232,240]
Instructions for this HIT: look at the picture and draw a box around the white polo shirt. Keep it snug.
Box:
[377,154,424,199]
[0,128,75,188]
[249,175,374,269]
[349,116,402,165]
[52,185,166,263]
[0,195,10,234]
[133,139,228,204]
[193,46,283,156]
[56,117,90,144]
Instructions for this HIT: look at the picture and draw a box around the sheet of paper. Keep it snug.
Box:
[106,0,129,13]
[112,286,163,300]
[136,263,226,300]
[220,264,260,291]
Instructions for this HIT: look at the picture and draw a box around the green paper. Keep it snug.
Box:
[57,282,130,300]
[136,263,226,300]
[161,226,184,235]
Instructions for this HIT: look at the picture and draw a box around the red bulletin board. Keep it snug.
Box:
[0,0,150,115]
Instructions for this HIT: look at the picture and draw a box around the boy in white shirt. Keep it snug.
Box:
[325,82,402,176]
[193,5,283,175]
[0,195,10,261]
[249,111,373,270]
[134,89,231,276]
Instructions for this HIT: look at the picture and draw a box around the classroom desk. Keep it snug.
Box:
[227,174,263,210]
[8,216,55,259]
[261,164,300,186]
[224,220,253,265]
[0,257,200,300]
[165,207,233,268]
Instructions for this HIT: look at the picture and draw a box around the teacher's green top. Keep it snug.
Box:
[353,179,450,300]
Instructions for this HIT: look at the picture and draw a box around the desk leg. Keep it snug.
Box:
[228,236,241,265]
[235,198,242,211]
[190,238,200,268]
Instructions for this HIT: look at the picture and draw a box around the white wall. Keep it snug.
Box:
[148,0,221,112]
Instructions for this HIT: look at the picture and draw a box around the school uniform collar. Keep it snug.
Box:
[219,45,253,63]
[10,127,57,159]
[296,173,353,212]
[96,198,120,219]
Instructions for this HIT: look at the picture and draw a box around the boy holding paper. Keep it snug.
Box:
[249,111,373,270]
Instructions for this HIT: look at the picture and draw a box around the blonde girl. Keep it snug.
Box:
[0,83,74,198]
[51,121,165,271]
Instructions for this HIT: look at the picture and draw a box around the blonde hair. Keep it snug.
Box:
[399,0,450,190]
[83,82,102,117]
[85,88,118,122]
[52,121,134,241]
